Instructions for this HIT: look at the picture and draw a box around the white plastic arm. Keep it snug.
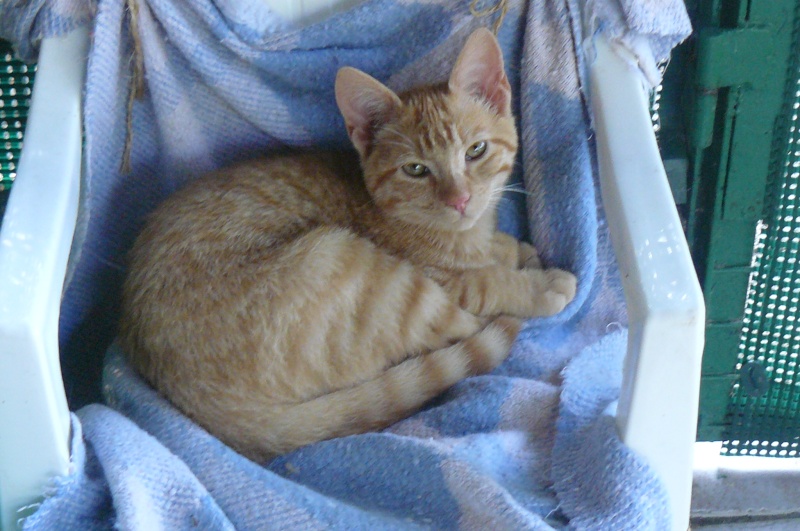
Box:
[589,36,706,531]
[0,28,89,531]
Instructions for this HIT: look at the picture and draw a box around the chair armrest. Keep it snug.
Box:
[0,27,89,530]
[589,36,706,531]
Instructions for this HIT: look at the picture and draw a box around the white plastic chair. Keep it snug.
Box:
[0,18,704,531]
[590,37,705,530]
[0,28,88,531]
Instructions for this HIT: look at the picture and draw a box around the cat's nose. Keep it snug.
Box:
[445,192,471,215]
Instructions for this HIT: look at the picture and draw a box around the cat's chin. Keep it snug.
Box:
[388,204,487,232]
[452,215,479,231]
[392,213,479,233]
[440,206,486,231]
[427,213,480,232]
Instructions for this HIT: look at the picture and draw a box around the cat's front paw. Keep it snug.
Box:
[530,269,577,317]
[518,242,542,269]
[490,232,522,268]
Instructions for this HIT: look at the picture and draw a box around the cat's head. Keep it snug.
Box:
[335,28,518,232]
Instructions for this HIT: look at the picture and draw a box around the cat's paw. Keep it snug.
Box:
[530,269,577,317]
[518,242,542,269]
[468,315,523,373]
[491,232,521,268]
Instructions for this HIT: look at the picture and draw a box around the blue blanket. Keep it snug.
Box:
[2,0,691,528]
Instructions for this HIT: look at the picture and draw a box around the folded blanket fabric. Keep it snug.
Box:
[1,0,690,529]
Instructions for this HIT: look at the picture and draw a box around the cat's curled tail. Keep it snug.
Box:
[122,219,523,462]
[260,315,520,458]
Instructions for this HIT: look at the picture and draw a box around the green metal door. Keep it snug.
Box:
[663,0,800,453]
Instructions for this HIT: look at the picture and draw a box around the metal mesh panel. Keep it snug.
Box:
[649,61,669,134]
[722,60,800,458]
[0,40,36,219]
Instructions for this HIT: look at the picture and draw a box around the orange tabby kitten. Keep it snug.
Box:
[119,29,576,462]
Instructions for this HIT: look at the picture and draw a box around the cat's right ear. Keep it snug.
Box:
[449,28,511,116]
[335,67,401,157]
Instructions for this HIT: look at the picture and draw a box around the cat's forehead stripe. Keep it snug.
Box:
[420,121,458,152]
[400,88,463,150]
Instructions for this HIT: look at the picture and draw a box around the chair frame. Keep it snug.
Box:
[590,37,705,531]
[0,28,88,531]
[0,28,704,531]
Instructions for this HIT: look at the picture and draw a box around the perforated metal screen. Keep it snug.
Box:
[0,41,35,196]
[722,62,800,458]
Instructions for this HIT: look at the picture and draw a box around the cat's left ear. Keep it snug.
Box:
[335,67,402,157]
[449,28,511,116]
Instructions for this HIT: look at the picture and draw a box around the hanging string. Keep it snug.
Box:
[469,0,508,34]
[121,0,145,175]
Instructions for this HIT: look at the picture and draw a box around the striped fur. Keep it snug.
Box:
[119,29,576,461]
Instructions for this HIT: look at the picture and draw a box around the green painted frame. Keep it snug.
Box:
[662,0,800,443]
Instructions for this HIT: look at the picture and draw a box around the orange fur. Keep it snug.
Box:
[119,29,576,461]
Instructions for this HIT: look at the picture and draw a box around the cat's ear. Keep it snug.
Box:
[335,67,402,157]
[449,28,511,116]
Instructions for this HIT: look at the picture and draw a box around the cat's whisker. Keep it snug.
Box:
[497,184,527,192]
[489,188,515,199]
[495,186,534,197]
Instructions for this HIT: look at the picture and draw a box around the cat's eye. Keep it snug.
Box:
[402,163,430,177]
[465,141,487,161]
